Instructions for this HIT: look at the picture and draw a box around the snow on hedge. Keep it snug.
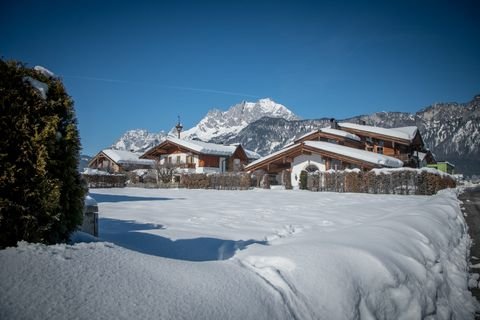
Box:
[371,166,453,177]
[23,76,49,99]
[34,65,55,78]
[0,188,477,319]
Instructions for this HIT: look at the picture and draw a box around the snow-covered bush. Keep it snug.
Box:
[0,59,85,248]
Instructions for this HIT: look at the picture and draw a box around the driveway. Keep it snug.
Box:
[459,185,480,316]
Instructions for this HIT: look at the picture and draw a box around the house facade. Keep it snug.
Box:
[245,122,433,188]
[88,149,155,173]
[337,122,426,167]
[141,137,259,174]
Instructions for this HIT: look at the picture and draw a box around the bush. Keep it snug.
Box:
[299,171,308,190]
[0,59,86,248]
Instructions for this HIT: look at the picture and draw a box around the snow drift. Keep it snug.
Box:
[0,188,477,319]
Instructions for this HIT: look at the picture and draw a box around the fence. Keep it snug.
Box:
[306,168,456,195]
[181,173,252,190]
[126,182,182,189]
[82,174,127,188]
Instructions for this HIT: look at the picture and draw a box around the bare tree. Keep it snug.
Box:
[154,160,178,184]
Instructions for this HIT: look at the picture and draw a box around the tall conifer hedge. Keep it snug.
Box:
[0,59,86,248]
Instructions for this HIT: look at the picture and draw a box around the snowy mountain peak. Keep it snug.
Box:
[181,98,299,141]
[112,129,167,153]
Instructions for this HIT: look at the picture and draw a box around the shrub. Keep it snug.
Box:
[299,171,308,190]
[0,59,86,248]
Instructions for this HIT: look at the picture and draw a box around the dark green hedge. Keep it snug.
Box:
[0,59,86,248]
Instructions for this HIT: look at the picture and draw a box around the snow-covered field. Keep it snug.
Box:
[1,188,477,319]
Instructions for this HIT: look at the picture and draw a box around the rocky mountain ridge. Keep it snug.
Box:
[179,98,299,141]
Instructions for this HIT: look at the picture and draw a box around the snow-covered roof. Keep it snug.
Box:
[304,141,404,168]
[392,126,418,139]
[227,143,261,159]
[320,127,361,141]
[102,149,155,165]
[295,127,361,143]
[245,144,300,169]
[244,149,261,160]
[294,130,318,142]
[166,137,237,156]
[338,123,418,141]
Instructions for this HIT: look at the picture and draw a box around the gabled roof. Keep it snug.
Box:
[391,126,418,139]
[142,137,253,159]
[338,123,418,142]
[228,143,261,160]
[245,144,299,169]
[320,127,361,141]
[245,141,404,172]
[294,127,361,143]
[304,141,403,168]
[244,149,261,160]
[94,149,155,166]
[162,137,237,156]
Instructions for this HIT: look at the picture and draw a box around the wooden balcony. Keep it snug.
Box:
[391,154,410,162]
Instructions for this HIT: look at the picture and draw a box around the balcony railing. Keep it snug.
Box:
[175,163,196,169]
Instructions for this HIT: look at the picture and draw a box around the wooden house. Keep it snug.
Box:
[245,121,432,188]
[294,127,364,149]
[245,139,404,188]
[88,149,155,173]
[141,137,259,174]
[337,122,427,167]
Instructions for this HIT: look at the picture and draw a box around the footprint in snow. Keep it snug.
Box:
[265,225,303,242]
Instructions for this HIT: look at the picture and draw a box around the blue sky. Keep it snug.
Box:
[1,0,479,155]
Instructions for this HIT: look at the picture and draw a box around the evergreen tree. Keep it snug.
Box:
[0,59,86,248]
[299,171,308,190]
